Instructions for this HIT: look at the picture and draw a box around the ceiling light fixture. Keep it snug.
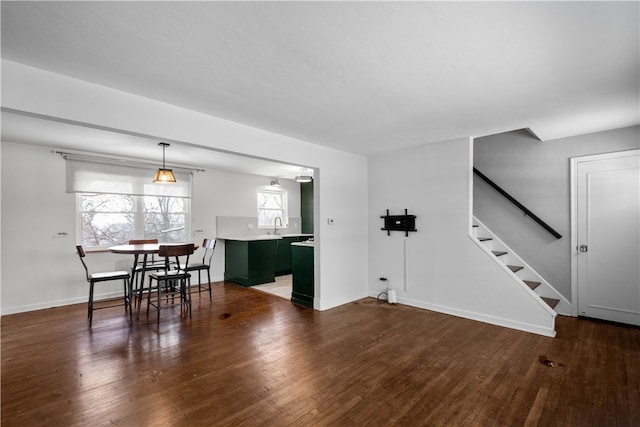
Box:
[295,168,312,183]
[270,178,281,186]
[153,142,176,183]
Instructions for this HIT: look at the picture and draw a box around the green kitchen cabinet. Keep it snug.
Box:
[275,236,299,276]
[300,181,314,234]
[224,239,276,286]
[291,243,314,308]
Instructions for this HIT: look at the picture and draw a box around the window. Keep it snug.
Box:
[257,189,287,228]
[79,193,134,247]
[143,195,187,242]
[79,194,188,247]
[67,158,191,248]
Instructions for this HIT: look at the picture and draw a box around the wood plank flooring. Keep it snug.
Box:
[2,282,639,426]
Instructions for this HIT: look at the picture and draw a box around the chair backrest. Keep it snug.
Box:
[158,243,195,273]
[128,239,159,262]
[128,239,159,245]
[75,245,90,282]
[201,238,217,266]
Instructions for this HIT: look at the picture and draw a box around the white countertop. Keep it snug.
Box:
[292,240,314,247]
[217,234,313,241]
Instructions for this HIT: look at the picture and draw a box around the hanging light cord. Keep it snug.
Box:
[159,142,169,169]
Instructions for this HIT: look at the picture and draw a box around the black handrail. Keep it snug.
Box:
[473,167,562,239]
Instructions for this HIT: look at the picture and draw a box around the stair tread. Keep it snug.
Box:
[524,280,541,290]
[476,223,558,310]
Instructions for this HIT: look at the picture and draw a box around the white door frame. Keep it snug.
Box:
[570,149,640,317]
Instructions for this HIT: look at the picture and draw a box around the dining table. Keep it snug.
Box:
[109,242,198,318]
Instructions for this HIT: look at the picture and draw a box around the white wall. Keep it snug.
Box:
[368,137,555,336]
[193,167,303,241]
[1,142,95,311]
[194,170,301,221]
[474,126,640,300]
[0,142,2,311]
[1,60,369,314]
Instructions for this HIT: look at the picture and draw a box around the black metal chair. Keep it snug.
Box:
[185,238,216,301]
[128,239,166,312]
[76,245,131,326]
[128,238,166,269]
[145,243,195,325]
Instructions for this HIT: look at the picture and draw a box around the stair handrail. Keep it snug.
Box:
[473,167,562,239]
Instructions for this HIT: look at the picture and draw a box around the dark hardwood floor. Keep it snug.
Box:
[2,282,639,426]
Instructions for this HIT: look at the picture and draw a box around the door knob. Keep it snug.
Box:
[579,245,588,253]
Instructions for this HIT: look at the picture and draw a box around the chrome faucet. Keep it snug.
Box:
[274,217,282,235]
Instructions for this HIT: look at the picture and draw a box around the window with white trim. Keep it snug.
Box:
[67,158,191,248]
[78,193,188,247]
[257,189,288,228]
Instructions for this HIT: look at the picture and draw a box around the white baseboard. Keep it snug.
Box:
[1,294,102,316]
[367,291,556,337]
[1,275,226,316]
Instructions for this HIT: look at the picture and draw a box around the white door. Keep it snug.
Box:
[576,151,640,325]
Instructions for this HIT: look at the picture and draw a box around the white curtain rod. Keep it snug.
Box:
[52,149,206,174]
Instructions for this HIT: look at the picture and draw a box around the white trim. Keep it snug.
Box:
[256,188,289,228]
[468,230,563,317]
[367,292,556,337]
[471,216,571,315]
[468,138,475,234]
[569,149,640,317]
[0,292,117,316]
[0,274,226,316]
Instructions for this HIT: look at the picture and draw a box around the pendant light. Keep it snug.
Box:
[153,142,176,183]
[295,168,312,183]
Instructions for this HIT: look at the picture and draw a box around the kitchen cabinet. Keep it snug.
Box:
[275,236,300,276]
[222,234,312,286]
[291,242,314,307]
[301,181,314,234]
[223,239,276,287]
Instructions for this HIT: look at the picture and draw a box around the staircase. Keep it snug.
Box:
[472,217,571,316]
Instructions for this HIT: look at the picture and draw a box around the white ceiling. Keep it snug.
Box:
[1,2,638,168]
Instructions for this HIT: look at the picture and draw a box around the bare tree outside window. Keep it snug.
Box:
[79,194,187,247]
[144,196,186,242]
[257,190,287,228]
[80,194,135,247]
